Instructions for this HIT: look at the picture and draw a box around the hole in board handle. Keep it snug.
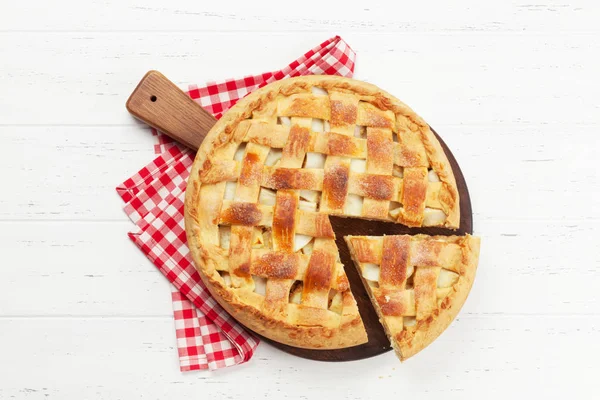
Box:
[150,95,157,102]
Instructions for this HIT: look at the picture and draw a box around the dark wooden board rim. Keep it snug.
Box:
[125,72,473,362]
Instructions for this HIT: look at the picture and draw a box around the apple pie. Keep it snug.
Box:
[346,234,480,360]
[184,75,471,351]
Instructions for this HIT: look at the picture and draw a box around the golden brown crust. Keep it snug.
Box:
[353,174,395,201]
[322,163,350,211]
[420,126,460,227]
[185,75,461,350]
[326,132,360,157]
[380,235,410,288]
[197,267,366,349]
[272,190,297,252]
[398,236,479,359]
[262,167,321,191]
[347,236,382,264]
[400,167,428,227]
[252,252,299,279]
[345,234,480,360]
[283,126,311,165]
[219,202,263,226]
[366,127,394,174]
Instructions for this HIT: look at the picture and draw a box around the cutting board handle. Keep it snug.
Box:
[126,70,217,150]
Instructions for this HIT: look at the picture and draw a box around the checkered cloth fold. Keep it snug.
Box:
[117,36,356,371]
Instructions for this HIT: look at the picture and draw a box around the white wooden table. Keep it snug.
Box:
[1,1,598,398]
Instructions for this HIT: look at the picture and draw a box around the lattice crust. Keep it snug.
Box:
[185,76,461,350]
[345,234,480,360]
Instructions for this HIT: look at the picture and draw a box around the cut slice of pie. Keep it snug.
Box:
[345,234,480,360]
[185,75,464,349]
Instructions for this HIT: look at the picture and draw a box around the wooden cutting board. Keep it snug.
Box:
[127,71,473,361]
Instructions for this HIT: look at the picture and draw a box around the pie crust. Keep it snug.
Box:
[185,75,465,350]
[345,234,480,360]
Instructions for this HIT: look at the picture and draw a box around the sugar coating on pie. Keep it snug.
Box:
[184,75,461,349]
[345,234,480,360]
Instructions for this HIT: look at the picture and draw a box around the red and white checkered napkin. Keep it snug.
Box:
[116,36,356,371]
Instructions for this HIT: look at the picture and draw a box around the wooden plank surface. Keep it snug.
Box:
[1,33,598,126]
[1,0,599,398]
[0,317,598,399]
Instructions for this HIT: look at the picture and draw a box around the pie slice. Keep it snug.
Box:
[185,75,463,349]
[345,234,480,360]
